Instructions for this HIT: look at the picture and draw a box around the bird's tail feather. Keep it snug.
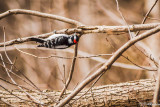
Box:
[30,38,45,43]
[37,44,44,47]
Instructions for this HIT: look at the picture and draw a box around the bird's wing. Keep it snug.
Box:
[45,34,69,40]
[53,36,69,46]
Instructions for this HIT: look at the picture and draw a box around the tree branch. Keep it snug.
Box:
[0,9,84,26]
[0,23,159,47]
[59,43,79,100]
[56,25,160,106]
[135,0,159,36]
[0,79,156,106]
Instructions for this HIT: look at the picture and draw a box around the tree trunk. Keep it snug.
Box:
[0,79,156,106]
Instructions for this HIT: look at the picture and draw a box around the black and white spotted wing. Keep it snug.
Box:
[38,36,70,49]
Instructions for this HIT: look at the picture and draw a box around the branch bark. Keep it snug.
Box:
[59,43,79,100]
[0,9,83,26]
[0,79,156,106]
[0,23,159,47]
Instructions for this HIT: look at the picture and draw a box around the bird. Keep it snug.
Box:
[30,33,79,49]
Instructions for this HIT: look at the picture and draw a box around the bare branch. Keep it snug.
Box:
[0,75,31,91]
[15,45,112,59]
[59,43,79,100]
[98,0,159,69]
[1,27,43,105]
[136,0,159,36]
[133,0,159,68]
[15,46,157,71]
[56,25,160,106]
[135,42,158,66]
[0,23,160,47]
[115,0,133,38]
[121,55,157,71]
[0,9,84,26]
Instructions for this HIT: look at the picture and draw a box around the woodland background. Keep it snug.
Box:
[0,0,159,94]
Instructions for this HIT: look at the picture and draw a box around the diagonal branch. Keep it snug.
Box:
[56,25,160,107]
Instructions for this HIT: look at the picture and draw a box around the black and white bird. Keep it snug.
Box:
[30,34,79,49]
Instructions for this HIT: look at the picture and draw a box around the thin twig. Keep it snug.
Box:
[59,43,79,100]
[135,42,158,67]
[122,55,157,71]
[0,44,156,71]
[135,0,159,36]
[0,55,45,105]
[133,0,159,69]
[2,27,43,105]
[20,72,42,92]
[15,46,112,59]
[0,58,42,91]
[99,0,158,69]
[98,0,159,70]
[106,33,157,71]
[14,46,157,71]
[62,65,67,89]
[0,61,58,103]
[115,0,133,39]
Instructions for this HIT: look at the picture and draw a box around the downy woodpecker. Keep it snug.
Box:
[30,34,79,49]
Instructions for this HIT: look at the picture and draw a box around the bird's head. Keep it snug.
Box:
[73,34,79,44]
[69,34,79,44]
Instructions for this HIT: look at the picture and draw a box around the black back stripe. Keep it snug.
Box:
[48,40,52,48]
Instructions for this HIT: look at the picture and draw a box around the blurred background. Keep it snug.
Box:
[0,0,159,90]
